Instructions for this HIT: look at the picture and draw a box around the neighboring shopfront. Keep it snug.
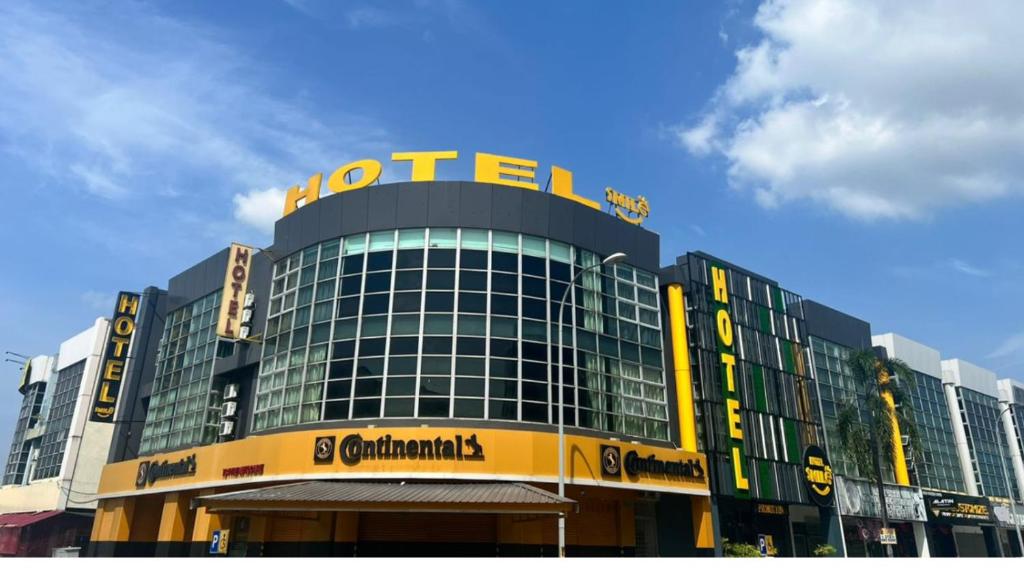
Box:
[90,168,714,556]
[835,476,927,557]
[990,497,1024,557]
[922,489,1002,557]
[661,253,841,556]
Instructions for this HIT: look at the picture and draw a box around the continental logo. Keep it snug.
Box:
[601,445,704,482]
[319,433,485,465]
[135,454,197,488]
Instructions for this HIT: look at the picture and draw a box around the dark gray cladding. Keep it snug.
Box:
[803,299,872,350]
[270,181,661,272]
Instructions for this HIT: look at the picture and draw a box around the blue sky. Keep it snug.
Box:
[1,0,1022,462]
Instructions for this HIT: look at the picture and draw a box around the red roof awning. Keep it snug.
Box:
[0,510,63,529]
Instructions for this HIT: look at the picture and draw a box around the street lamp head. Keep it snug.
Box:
[602,252,628,266]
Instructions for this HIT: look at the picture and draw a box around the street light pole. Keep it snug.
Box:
[996,404,1024,556]
[557,251,627,558]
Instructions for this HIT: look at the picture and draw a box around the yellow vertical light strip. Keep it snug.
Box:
[667,283,697,452]
[882,389,911,486]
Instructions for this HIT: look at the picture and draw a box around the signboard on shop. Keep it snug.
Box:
[836,476,926,523]
[922,490,994,525]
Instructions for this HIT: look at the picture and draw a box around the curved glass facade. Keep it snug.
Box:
[252,227,669,440]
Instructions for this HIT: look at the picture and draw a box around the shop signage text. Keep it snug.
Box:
[836,476,925,522]
[216,243,253,339]
[135,454,197,488]
[90,292,140,422]
[712,264,749,494]
[281,151,650,226]
[756,503,787,516]
[319,433,486,465]
[623,450,705,480]
[802,445,834,507]
[222,464,265,479]
[605,187,650,225]
[923,490,994,525]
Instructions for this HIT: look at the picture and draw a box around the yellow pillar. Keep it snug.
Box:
[882,389,911,486]
[191,490,227,546]
[690,496,715,549]
[156,492,190,543]
[100,497,135,542]
[666,283,698,451]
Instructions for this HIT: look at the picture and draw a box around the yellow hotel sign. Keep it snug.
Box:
[281,151,651,226]
[96,426,708,499]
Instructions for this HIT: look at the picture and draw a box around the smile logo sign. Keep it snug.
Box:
[802,445,834,507]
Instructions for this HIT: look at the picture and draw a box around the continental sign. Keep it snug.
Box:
[135,454,197,488]
[599,445,705,481]
[96,427,709,499]
[712,264,749,494]
[216,243,253,339]
[280,151,650,226]
[90,292,141,422]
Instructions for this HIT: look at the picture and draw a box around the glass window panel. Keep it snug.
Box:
[550,241,571,263]
[424,314,453,334]
[460,229,488,250]
[398,228,425,249]
[428,228,457,248]
[457,315,486,336]
[368,230,395,251]
[342,234,366,255]
[492,231,518,253]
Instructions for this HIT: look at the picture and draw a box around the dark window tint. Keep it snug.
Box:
[340,276,362,296]
[394,270,422,291]
[324,400,350,420]
[460,270,487,291]
[387,356,418,375]
[491,273,518,294]
[490,338,517,358]
[342,255,363,275]
[329,360,353,380]
[337,297,360,318]
[456,337,486,356]
[550,261,571,281]
[492,252,518,273]
[366,251,392,272]
[384,398,415,417]
[522,277,547,298]
[454,399,484,418]
[364,272,391,293]
[422,337,452,355]
[356,357,384,377]
[420,376,451,396]
[418,398,450,418]
[428,249,455,268]
[393,292,422,313]
[489,379,518,399]
[425,292,454,312]
[332,340,356,359]
[352,399,381,418]
[358,338,387,357]
[522,298,547,320]
[459,292,487,313]
[490,294,518,316]
[355,378,382,397]
[396,249,424,269]
[362,294,390,315]
[522,255,546,277]
[489,400,517,421]
[389,337,418,356]
[460,250,487,270]
[522,361,548,382]
[326,379,351,400]
[454,378,485,397]
[455,357,485,376]
[490,359,518,378]
[522,402,549,423]
[385,377,416,396]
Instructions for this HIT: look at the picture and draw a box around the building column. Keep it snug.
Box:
[155,492,191,557]
[690,496,714,549]
[944,382,979,495]
[90,497,135,556]
[190,490,227,557]
[999,401,1024,502]
[913,522,931,557]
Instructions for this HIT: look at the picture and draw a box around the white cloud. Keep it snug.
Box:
[947,258,990,278]
[673,0,1024,219]
[80,290,111,311]
[0,1,392,230]
[233,187,287,236]
[990,332,1024,359]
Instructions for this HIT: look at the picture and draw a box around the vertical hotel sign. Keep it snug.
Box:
[217,243,253,339]
[711,264,749,495]
[90,292,140,422]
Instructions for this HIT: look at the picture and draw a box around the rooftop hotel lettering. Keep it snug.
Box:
[712,265,749,494]
[280,151,649,225]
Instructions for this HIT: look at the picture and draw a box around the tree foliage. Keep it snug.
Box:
[833,348,924,482]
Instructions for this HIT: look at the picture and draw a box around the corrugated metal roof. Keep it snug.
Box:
[195,481,574,514]
[0,510,63,529]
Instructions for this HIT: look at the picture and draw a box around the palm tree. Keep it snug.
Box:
[835,348,923,557]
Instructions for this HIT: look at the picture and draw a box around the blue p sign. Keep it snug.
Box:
[209,531,221,555]
[758,535,768,557]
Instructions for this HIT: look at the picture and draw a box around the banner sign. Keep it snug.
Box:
[923,490,994,525]
[836,476,926,522]
[990,498,1024,528]
[90,292,140,422]
[216,243,253,339]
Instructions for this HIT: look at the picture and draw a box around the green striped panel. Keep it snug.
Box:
[753,364,768,412]
[784,419,800,464]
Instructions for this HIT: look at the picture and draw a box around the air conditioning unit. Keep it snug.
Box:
[223,384,239,400]
[219,421,235,437]
[222,401,237,418]
[244,292,256,307]
[239,326,251,339]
